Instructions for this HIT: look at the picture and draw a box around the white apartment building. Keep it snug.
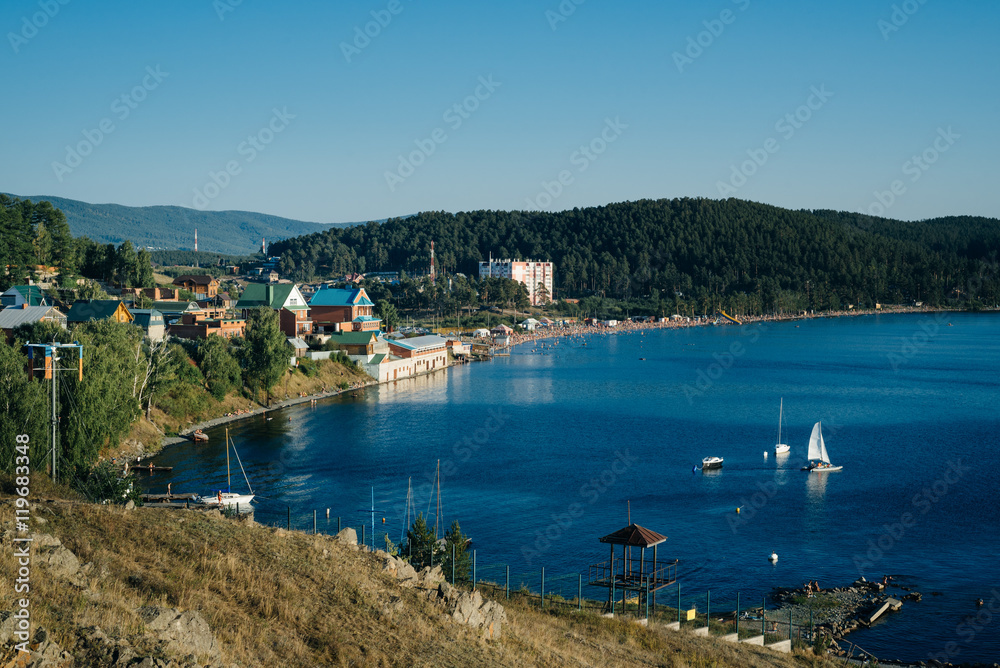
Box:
[478,258,554,305]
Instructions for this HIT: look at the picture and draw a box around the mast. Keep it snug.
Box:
[226,427,231,492]
[434,459,442,541]
[777,398,783,445]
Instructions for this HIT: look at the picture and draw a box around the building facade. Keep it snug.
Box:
[478,258,554,305]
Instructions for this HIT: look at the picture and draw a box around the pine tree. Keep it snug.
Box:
[441,520,471,583]
[403,513,439,569]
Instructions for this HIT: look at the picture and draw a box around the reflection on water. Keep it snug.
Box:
[805,470,829,499]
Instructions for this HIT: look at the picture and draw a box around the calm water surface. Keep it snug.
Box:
[150,313,1000,663]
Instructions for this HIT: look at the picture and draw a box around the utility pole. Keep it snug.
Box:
[24,341,84,484]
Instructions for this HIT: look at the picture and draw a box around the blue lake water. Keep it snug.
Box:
[149,312,1000,663]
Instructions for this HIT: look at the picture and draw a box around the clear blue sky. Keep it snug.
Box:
[3,0,998,224]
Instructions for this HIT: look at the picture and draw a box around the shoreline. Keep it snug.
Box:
[506,304,962,350]
[159,379,376,449]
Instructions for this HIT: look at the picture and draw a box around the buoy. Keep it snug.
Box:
[736,507,741,514]
[769,552,778,562]
[764,451,768,458]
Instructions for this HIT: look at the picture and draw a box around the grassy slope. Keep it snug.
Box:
[0,483,839,668]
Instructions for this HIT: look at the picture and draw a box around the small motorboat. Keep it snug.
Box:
[701,456,724,470]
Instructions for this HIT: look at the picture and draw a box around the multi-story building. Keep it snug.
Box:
[478,258,554,305]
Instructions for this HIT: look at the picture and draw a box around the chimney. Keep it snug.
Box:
[21,303,29,309]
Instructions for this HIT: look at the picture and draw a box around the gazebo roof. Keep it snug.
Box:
[598,524,667,548]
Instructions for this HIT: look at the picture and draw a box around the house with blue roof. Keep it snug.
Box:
[308,286,381,334]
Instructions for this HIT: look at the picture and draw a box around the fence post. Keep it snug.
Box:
[362,524,365,546]
[645,579,650,621]
[451,544,455,584]
[788,607,792,641]
[473,549,477,589]
[313,509,317,534]
[505,565,509,600]
[762,596,766,637]
[736,592,740,637]
[677,583,681,625]
[578,574,583,611]
[541,567,545,608]
[338,516,341,534]
[706,590,710,632]
[286,506,290,530]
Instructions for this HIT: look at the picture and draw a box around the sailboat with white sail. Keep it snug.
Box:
[196,427,255,508]
[775,398,790,454]
[800,421,842,472]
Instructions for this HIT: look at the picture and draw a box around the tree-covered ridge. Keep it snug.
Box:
[4,193,355,255]
[269,198,1000,313]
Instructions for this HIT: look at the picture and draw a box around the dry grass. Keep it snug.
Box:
[0,488,843,667]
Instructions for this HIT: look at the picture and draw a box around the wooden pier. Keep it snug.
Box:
[141,493,198,502]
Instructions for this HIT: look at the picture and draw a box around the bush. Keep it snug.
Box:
[73,460,142,506]
[298,357,318,377]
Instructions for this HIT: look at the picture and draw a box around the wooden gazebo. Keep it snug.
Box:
[588,524,678,617]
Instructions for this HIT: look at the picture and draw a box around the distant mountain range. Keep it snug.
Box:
[5,194,360,255]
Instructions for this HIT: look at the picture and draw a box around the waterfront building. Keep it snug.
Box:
[308,286,381,333]
[167,311,246,340]
[235,283,313,337]
[478,257,554,305]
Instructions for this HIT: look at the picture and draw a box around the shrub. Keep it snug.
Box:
[73,460,142,506]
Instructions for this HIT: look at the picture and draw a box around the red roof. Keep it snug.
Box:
[599,524,667,547]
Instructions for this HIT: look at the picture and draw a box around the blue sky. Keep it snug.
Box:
[2,0,998,224]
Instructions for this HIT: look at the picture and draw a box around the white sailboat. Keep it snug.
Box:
[774,398,790,454]
[801,421,842,472]
[196,427,255,508]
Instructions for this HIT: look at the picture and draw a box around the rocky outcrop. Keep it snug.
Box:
[32,533,88,588]
[374,551,507,640]
[137,607,222,664]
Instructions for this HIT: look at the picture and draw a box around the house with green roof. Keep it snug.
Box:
[235,283,312,337]
[66,300,133,325]
[1,285,49,308]
[308,286,380,334]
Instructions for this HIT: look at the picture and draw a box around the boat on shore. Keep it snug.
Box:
[775,398,790,454]
[701,456,724,470]
[800,422,842,472]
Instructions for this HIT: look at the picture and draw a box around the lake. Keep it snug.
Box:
[149,312,1000,663]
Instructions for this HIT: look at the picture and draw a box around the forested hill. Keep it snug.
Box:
[5,194,354,255]
[269,198,1000,313]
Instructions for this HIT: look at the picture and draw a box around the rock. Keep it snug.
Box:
[125,500,136,511]
[335,527,358,547]
[33,533,86,587]
[432,583,506,640]
[136,607,221,663]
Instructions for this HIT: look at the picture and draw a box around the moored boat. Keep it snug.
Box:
[774,398,790,454]
[702,456,724,470]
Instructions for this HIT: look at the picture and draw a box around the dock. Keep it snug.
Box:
[124,465,174,473]
[860,598,902,626]
[141,493,198,501]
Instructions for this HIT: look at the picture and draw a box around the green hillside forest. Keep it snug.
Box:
[269,198,1000,315]
[5,193,354,255]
